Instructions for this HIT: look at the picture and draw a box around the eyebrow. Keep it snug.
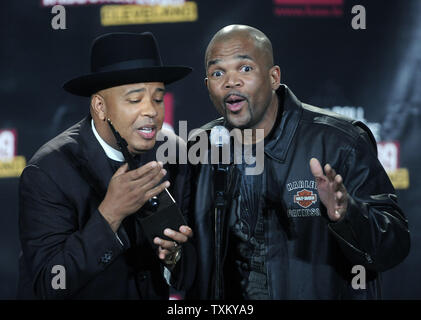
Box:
[236,54,253,61]
[125,88,145,96]
[124,87,165,96]
[207,54,254,68]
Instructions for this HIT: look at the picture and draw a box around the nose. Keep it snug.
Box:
[139,96,158,118]
[224,71,242,89]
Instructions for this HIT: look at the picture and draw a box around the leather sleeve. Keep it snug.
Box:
[328,131,410,272]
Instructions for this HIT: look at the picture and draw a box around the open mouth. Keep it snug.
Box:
[225,94,246,113]
[137,125,156,139]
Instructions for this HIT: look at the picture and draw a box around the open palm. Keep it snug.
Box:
[309,158,348,221]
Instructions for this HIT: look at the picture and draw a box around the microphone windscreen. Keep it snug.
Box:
[210,125,230,147]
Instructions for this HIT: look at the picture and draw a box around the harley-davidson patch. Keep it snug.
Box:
[293,189,317,208]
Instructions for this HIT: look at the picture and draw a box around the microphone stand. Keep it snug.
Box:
[210,125,231,300]
[214,163,229,300]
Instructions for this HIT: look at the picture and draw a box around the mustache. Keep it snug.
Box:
[223,92,249,102]
[134,120,157,129]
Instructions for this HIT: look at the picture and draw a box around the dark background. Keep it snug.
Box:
[1,0,420,299]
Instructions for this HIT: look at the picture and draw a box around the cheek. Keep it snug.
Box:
[108,109,127,130]
[210,95,224,115]
[119,112,133,129]
[208,87,224,111]
[252,79,272,102]
[208,82,222,99]
[112,110,135,137]
[157,105,165,124]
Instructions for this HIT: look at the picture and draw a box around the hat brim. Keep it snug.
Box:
[63,66,192,97]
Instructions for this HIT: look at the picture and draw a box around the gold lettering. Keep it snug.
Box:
[101,2,198,26]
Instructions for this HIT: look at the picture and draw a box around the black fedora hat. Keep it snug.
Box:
[63,32,192,97]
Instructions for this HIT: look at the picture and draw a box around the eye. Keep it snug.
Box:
[154,99,164,103]
[240,65,253,72]
[211,70,224,78]
[128,99,140,104]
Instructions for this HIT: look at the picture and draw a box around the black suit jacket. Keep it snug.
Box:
[18,115,194,299]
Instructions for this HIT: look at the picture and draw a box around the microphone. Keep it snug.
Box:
[210,125,231,208]
[210,125,230,150]
[209,125,231,299]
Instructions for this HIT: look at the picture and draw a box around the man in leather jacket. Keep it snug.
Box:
[186,25,410,299]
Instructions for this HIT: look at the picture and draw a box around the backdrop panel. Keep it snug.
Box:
[0,0,419,299]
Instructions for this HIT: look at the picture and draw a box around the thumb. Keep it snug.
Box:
[114,163,129,177]
[309,157,324,178]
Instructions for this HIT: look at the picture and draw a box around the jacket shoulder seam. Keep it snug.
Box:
[301,105,361,142]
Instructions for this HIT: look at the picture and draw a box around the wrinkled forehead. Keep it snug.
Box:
[206,35,264,66]
[97,82,165,99]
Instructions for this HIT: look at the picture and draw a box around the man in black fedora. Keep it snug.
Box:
[18,32,195,299]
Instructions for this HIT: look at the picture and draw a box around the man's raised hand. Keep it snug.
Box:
[309,158,348,222]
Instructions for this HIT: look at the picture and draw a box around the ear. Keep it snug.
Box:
[204,77,208,87]
[91,94,107,121]
[269,65,281,91]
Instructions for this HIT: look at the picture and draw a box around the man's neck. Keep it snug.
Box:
[91,119,125,162]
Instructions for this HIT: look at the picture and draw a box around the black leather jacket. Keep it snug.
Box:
[187,85,410,299]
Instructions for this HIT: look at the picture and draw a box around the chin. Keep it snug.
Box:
[131,139,156,154]
[227,116,252,129]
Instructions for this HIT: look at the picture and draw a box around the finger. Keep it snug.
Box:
[136,167,167,191]
[324,164,337,182]
[129,161,161,180]
[156,245,170,260]
[335,174,347,192]
[153,237,161,246]
[179,225,193,238]
[335,191,345,205]
[114,163,129,177]
[334,175,348,207]
[333,174,344,192]
[332,210,342,220]
[324,163,332,179]
[126,165,165,194]
[155,236,182,250]
[163,228,189,243]
[153,238,172,254]
[160,250,169,260]
[309,158,324,179]
[330,168,337,181]
[129,166,167,195]
[144,181,170,199]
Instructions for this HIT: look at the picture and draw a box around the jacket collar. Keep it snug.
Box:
[76,115,115,198]
[91,118,125,162]
[264,84,303,163]
[75,115,163,197]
